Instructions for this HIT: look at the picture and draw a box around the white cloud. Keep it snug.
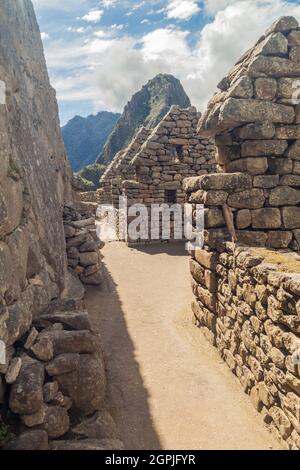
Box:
[81,9,103,23]
[101,0,117,7]
[166,0,201,21]
[41,32,50,40]
[68,26,88,33]
[43,0,300,119]
[204,0,244,15]
[94,30,110,38]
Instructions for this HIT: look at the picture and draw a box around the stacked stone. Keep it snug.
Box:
[184,172,300,249]
[189,240,300,449]
[63,204,103,286]
[120,105,216,243]
[1,298,122,451]
[99,127,152,208]
[198,17,300,250]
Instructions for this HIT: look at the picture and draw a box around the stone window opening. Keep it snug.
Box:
[165,189,177,204]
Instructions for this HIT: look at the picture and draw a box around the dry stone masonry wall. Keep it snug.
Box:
[0,0,121,451]
[185,17,300,449]
[189,242,300,450]
[198,16,300,251]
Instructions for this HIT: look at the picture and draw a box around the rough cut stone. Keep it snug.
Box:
[50,438,124,451]
[271,187,300,206]
[39,311,92,331]
[3,430,48,451]
[282,207,300,229]
[41,405,70,439]
[234,122,275,140]
[46,353,80,376]
[228,189,265,209]
[251,208,282,229]
[254,78,277,100]
[56,354,106,415]
[266,16,299,35]
[72,410,118,440]
[5,357,22,384]
[220,98,295,125]
[9,357,45,415]
[256,32,288,57]
[198,173,252,191]
[241,140,288,157]
[40,330,97,356]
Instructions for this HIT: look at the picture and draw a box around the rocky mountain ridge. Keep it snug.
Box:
[97,74,191,164]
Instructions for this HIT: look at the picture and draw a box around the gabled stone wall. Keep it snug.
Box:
[198,16,300,251]
[122,105,216,243]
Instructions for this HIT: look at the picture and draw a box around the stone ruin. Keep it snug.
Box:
[0,1,121,451]
[184,17,300,449]
[96,105,216,244]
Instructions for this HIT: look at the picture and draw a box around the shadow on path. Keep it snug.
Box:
[128,241,188,257]
[85,264,161,450]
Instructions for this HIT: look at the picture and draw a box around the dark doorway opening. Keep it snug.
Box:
[165,190,177,204]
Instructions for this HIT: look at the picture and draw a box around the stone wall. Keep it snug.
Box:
[188,237,300,449]
[123,105,216,243]
[186,16,300,449]
[64,204,103,286]
[0,0,72,371]
[198,16,300,251]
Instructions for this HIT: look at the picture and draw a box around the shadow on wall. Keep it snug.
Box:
[84,265,161,450]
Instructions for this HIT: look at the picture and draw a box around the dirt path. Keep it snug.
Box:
[85,242,281,450]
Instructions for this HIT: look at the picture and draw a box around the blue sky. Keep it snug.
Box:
[32,0,300,126]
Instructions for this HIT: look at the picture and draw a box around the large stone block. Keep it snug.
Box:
[254,77,277,100]
[241,139,287,157]
[219,98,295,125]
[234,122,275,140]
[197,173,252,191]
[252,208,282,229]
[226,157,268,175]
[9,356,45,415]
[194,249,219,270]
[228,189,265,209]
[266,16,299,35]
[282,207,300,229]
[269,186,300,206]
[255,32,288,57]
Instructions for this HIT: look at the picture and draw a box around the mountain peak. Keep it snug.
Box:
[98,74,191,164]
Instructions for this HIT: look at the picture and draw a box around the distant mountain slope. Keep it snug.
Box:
[62,111,120,171]
[97,74,191,164]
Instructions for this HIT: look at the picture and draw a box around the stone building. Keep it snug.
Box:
[185,16,300,449]
[98,105,216,243]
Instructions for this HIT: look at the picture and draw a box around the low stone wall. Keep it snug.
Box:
[186,173,300,449]
[190,244,300,449]
[78,191,98,203]
[184,172,300,250]
[64,204,103,286]
[1,297,123,451]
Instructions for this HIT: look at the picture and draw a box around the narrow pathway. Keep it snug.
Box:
[85,242,281,450]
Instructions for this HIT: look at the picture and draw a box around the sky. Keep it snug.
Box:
[32,0,300,126]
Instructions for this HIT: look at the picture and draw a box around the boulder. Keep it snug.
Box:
[228,189,265,209]
[39,330,98,356]
[5,357,22,384]
[41,405,70,439]
[38,311,92,331]
[21,405,46,428]
[72,410,118,440]
[50,438,124,451]
[46,353,80,376]
[266,16,299,35]
[31,336,54,362]
[56,354,106,415]
[43,381,59,403]
[79,252,99,267]
[3,430,48,451]
[9,357,45,415]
